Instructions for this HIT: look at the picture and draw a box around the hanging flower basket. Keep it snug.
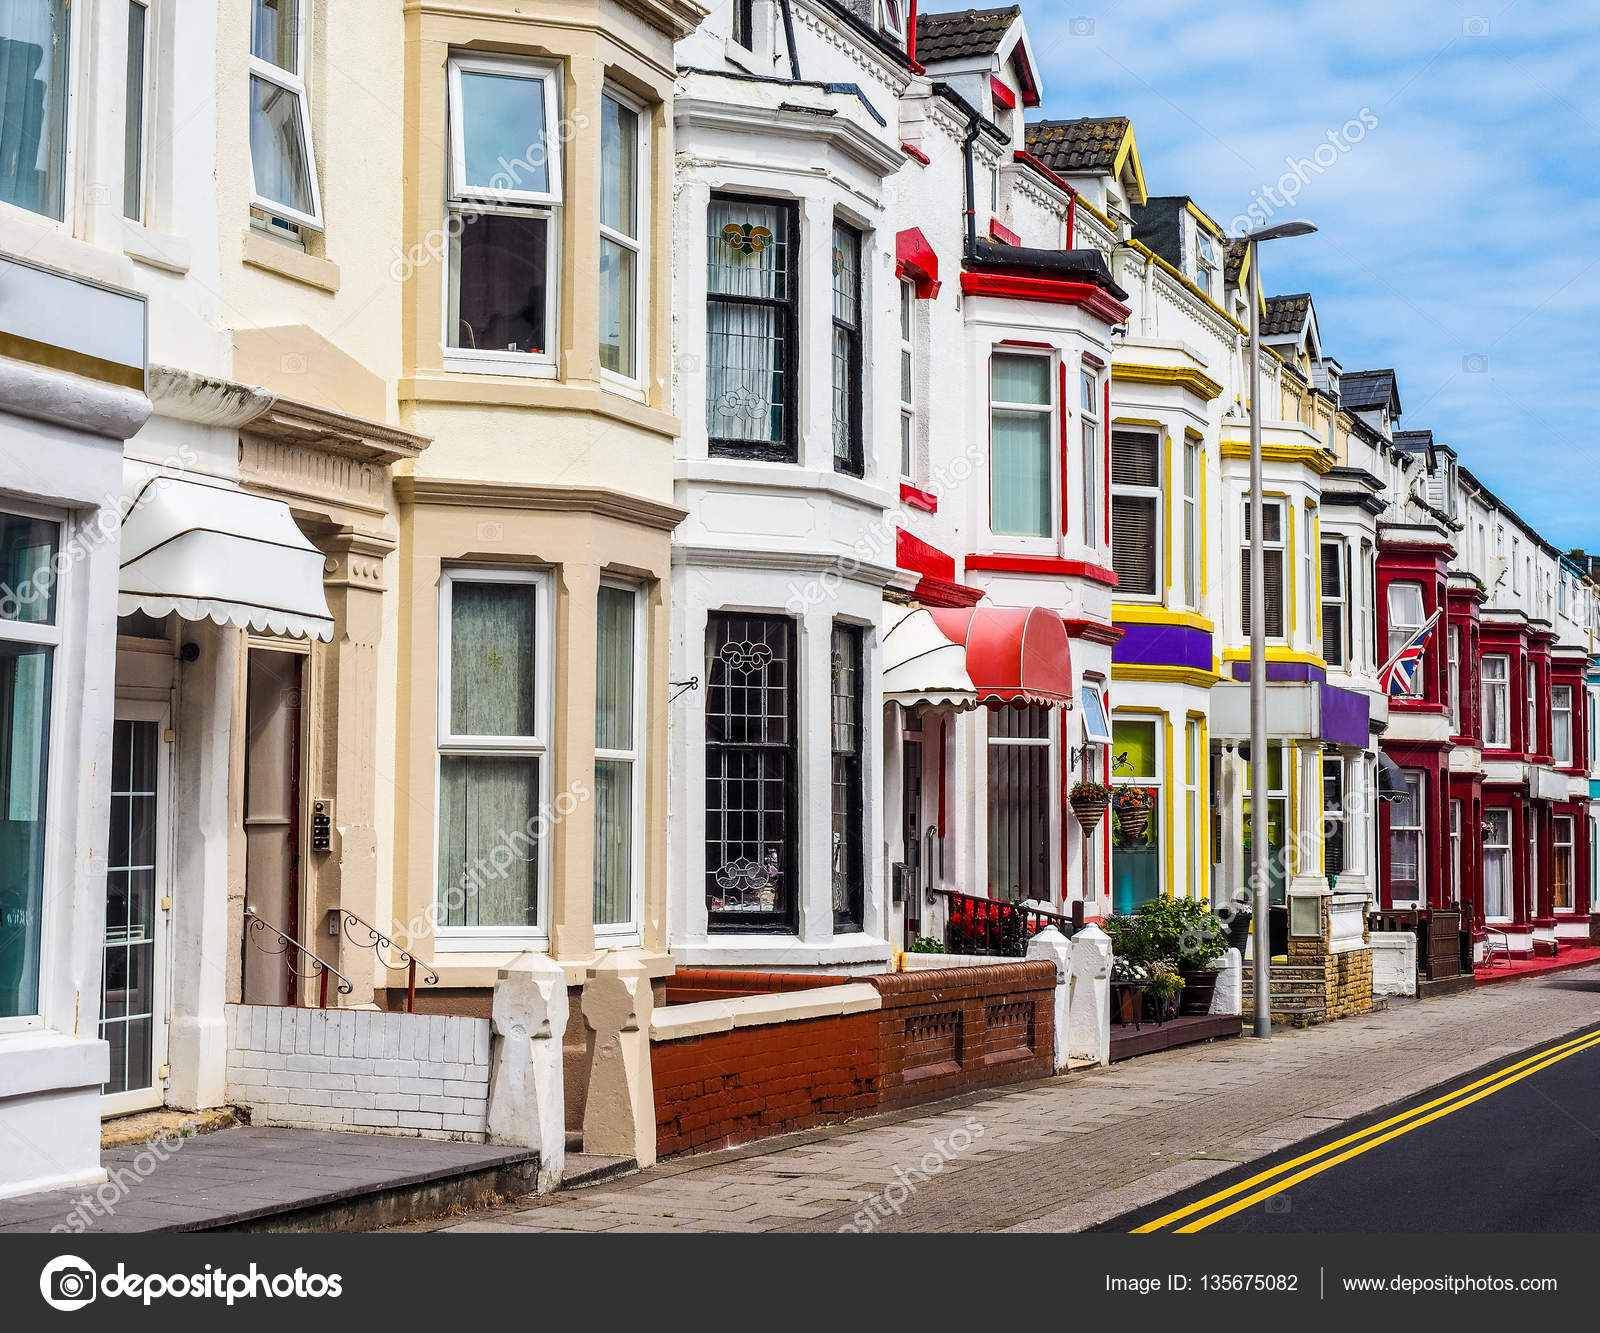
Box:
[1069,781,1113,836]
[1112,786,1157,843]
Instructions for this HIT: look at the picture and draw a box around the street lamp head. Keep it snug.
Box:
[1229,219,1318,245]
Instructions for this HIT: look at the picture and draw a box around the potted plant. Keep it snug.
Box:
[1069,781,1114,836]
[1115,897,1228,1014]
[1112,785,1157,842]
[1145,959,1185,1023]
[1110,955,1150,1026]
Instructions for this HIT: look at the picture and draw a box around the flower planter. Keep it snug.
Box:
[1116,807,1149,841]
[1070,794,1110,837]
[1179,968,1217,1015]
[1113,983,1144,1028]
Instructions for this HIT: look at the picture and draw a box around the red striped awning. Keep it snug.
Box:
[927,606,1074,708]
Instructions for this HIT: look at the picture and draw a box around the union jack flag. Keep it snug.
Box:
[1378,609,1442,697]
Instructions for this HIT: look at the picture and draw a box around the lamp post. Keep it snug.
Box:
[1231,218,1316,1040]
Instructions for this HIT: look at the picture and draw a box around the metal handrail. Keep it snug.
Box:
[244,907,356,1008]
[934,888,1077,957]
[1481,924,1512,969]
[329,908,440,1013]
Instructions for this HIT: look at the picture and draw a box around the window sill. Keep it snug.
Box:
[442,351,558,379]
[122,219,190,275]
[241,229,340,292]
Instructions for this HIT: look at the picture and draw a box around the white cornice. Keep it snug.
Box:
[673,542,898,586]
[675,94,904,178]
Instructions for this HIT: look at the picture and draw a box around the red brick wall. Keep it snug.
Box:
[870,961,1056,1110]
[653,1010,880,1158]
[663,970,854,1006]
[652,961,1057,1159]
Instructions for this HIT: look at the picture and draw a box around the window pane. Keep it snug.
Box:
[988,709,1050,902]
[457,69,550,195]
[436,756,539,927]
[251,0,299,73]
[1111,431,1159,487]
[599,236,636,377]
[595,585,635,751]
[599,95,638,236]
[0,643,52,1019]
[0,0,71,220]
[449,210,548,355]
[593,759,633,926]
[831,624,863,927]
[450,581,536,737]
[248,73,315,216]
[993,354,1050,405]
[0,513,59,625]
[991,409,1050,537]
[1112,494,1157,595]
[124,2,146,220]
[831,224,860,328]
[708,198,790,300]
[706,299,784,442]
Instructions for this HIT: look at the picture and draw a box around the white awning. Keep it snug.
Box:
[118,472,334,641]
[882,601,977,711]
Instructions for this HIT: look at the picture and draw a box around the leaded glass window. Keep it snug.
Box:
[831,623,864,930]
[831,222,863,476]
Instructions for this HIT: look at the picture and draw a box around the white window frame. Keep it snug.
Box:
[1448,799,1461,905]
[0,499,68,1035]
[1240,496,1287,642]
[1080,684,1113,746]
[1389,769,1425,907]
[123,0,153,224]
[1195,229,1217,295]
[1183,438,1201,610]
[1553,684,1573,767]
[1447,624,1461,734]
[246,0,323,230]
[987,705,1060,903]
[1483,807,1512,922]
[1081,364,1102,549]
[442,52,564,378]
[599,84,647,392]
[433,567,553,950]
[1303,506,1316,648]
[1321,537,1347,668]
[593,578,646,943]
[876,0,909,42]
[1526,660,1538,754]
[989,349,1057,540]
[1386,580,1426,697]
[899,279,916,480]
[1482,653,1510,749]
[1553,814,1575,912]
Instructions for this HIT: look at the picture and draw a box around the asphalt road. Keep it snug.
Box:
[1106,1017,1600,1233]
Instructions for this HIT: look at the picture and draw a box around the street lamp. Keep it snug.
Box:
[1229,218,1317,1040]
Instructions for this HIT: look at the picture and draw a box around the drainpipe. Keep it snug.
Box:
[962,114,980,258]
[779,0,801,80]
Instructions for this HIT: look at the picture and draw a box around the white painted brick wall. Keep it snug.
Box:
[224,1004,492,1142]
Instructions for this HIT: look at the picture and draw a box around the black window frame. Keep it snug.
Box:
[830,220,865,477]
[704,612,799,933]
[706,193,799,464]
[830,621,865,931]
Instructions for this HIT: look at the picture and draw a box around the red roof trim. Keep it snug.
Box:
[990,76,1017,110]
[966,553,1120,587]
[900,482,938,513]
[989,218,1021,246]
[1064,618,1126,647]
[1013,150,1077,199]
[901,142,931,166]
[913,574,985,608]
[896,527,955,581]
[960,271,1131,327]
[895,227,942,299]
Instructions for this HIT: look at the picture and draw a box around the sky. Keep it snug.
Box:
[1016,0,1600,551]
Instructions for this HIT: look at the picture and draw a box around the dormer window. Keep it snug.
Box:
[1195,231,1217,296]
[877,0,909,44]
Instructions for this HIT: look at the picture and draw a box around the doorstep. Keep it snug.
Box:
[0,1126,539,1234]
[1474,944,1600,986]
[1110,1013,1243,1062]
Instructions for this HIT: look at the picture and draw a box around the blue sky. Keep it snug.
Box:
[1019,0,1600,550]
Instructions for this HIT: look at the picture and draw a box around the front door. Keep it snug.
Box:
[242,648,304,1006]
[100,707,171,1115]
[902,734,924,948]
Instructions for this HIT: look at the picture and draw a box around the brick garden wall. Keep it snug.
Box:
[224,1004,491,1141]
[651,962,1057,1159]
[653,1009,880,1157]
[664,969,856,1005]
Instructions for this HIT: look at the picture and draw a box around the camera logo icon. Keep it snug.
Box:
[40,1256,97,1311]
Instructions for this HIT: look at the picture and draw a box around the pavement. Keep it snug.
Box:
[395,964,1600,1234]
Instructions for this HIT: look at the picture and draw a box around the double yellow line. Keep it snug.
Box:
[1134,1024,1600,1233]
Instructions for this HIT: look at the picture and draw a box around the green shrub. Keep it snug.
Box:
[1106,897,1228,971]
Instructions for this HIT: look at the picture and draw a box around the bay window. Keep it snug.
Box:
[1447,625,1461,733]
[1553,815,1574,911]
[1183,438,1201,608]
[1242,741,1289,903]
[706,195,796,459]
[0,510,58,1024]
[1449,799,1462,905]
[1111,717,1161,912]
[1483,807,1511,920]
[990,705,1053,902]
[1323,753,1345,879]
[899,281,915,478]
[594,583,643,936]
[830,623,864,930]
[1321,539,1347,667]
[1482,654,1509,748]
[705,614,796,929]
[1303,506,1316,644]
[1386,581,1425,697]
[435,570,550,937]
[1239,498,1285,640]
[599,91,644,382]
[1110,429,1160,598]
[1389,769,1424,906]
[125,2,149,221]
[831,222,864,476]
[1526,661,1538,753]
[1553,685,1573,766]
[248,0,322,229]
[1081,367,1102,548]
[0,1,71,221]
[445,54,563,368]
[990,353,1053,538]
